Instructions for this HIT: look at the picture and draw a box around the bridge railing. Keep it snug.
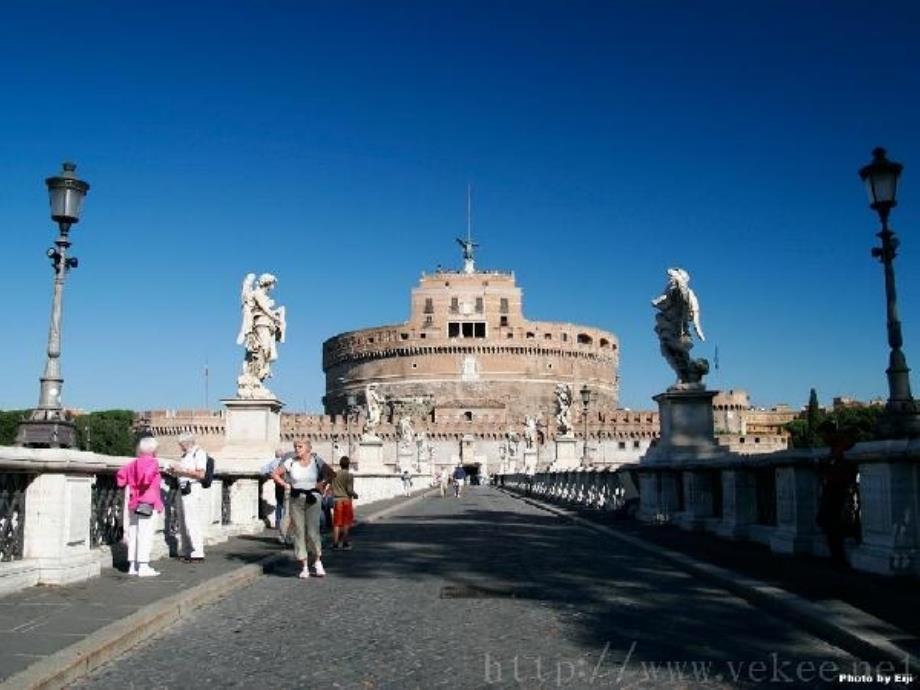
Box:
[0,446,267,597]
[0,446,434,597]
[499,438,920,577]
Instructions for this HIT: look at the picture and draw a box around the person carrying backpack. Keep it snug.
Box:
[271,440,336,579]
[168,432,210,563]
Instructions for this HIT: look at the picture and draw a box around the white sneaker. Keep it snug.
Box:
[137,565,160,578]
[298,565,310,579]
[128,563,138,576]
[313,560,326,577]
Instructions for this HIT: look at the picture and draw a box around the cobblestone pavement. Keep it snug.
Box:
[76,487,866,689]
[0,491,424,682]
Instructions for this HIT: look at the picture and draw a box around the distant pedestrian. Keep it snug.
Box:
[261,448,290,543]
[116,436,164,577]
[169,432,208,563]
[439,468,450,497]
[331,456,358,550]
[272,440,336,579]
[401,469,413,497]
[452,464,466,497]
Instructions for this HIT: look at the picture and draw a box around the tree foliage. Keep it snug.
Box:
[0,409,137,455]
[0,410,29,445]
[785,389,883,448]
[75,410,137,456]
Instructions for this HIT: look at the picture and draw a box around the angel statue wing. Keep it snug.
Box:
[236,273,256,346]
[688,288,705,341]
[276,305,287,344]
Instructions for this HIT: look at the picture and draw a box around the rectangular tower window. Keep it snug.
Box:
[450,297,459,313]
[424,298,434,314]
[500,316,508,327]
[462,322,474,338]
[474,322,486,337]
[475,297,483,313]
[499,298,509,314]
[448,322,460,338]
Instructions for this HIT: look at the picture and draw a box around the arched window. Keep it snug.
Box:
[464,411,473,422]
[577,333,593,345]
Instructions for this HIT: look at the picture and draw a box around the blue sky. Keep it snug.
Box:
[2,1,920,413]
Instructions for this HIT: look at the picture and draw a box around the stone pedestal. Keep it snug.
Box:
[851,460,920,575]
[715,469,758,539]
[638,471,681,523]
[357,436,387,474]
[677,471,717,531]
[642,387,727,465]
[770,465,825,556]
[523,449,537,475]
[397,446,416,474]
[554,436,578,469]
[23,474,100,585]
[220,397,283,471]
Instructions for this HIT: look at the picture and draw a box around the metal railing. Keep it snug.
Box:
[90,473,124,548]
[0,473,32,562]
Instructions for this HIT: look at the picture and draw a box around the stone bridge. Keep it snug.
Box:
[0,445,918,688]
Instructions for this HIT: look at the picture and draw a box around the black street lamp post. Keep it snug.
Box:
[580,384,591,464]
[859,147,920,438]
[16,162,90,448]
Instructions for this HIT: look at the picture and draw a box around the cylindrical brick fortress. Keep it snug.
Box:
[323,269,619,423]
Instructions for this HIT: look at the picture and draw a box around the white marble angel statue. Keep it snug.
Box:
[523,415,538,449]
[235,273,286,399]
[555,384,574,437]
[363,384,385,436]
[651,267,708,388]
[397,414,415,448]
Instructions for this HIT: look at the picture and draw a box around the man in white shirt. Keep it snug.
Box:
[170,432,208,562]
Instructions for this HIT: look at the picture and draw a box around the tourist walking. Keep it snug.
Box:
[401,469,413,497]
[116,436,164,577]
[169,432,208,563]
[452,464,466,498]
[272,440,335,579]
[331,456,358,550]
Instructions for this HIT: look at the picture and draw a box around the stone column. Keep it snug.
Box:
[554,436,578,469]
[639,470,680,523]
[228,478,261,526]
[357,436,387,474]
[770,465,823,555]
[851,460,920,575]
[678,470,716,531]
[715,469,758,539]
[23,473,100,585]
[220,397,283,472]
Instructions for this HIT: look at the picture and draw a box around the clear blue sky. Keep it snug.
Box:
[3,1,920,413]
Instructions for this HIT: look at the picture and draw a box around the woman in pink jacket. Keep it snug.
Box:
[116,436,165,577]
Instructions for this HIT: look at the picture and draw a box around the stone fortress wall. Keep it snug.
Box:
[141,407,660,473]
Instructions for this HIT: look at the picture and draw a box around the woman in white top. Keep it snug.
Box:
[272,440,335,579]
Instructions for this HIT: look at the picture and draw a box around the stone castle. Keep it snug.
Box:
[140,246,791,474]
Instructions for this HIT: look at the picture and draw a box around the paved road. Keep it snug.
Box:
[77,487,861,689]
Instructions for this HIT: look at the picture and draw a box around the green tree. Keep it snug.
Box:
[0,410,29,445]
[75,410,137,456]
[806,388,821,447]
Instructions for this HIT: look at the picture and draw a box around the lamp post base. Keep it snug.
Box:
[877,404,920,439]
[15,416,77,448]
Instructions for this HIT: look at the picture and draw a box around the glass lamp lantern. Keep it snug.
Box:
[46,161,90,225]
[859,147,902,212]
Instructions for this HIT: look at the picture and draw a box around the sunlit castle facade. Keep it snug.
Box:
[322,248,620,425]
